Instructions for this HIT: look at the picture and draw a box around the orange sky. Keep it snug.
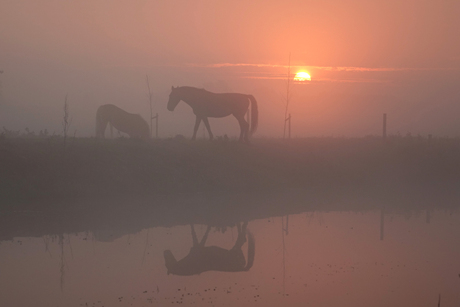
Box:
[1,0,460,137]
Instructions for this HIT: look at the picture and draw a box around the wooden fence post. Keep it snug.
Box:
[383,113,387,140]
[380,206,385,241]
[285,114,292,139]
[151,113,159,138]
[288,114,291,139]
[155,113,158,138]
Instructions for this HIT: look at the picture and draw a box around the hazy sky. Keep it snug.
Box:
[1,0,459,137]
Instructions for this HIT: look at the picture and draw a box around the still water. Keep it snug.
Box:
[1,210,459,307]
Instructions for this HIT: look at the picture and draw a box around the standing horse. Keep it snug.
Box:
[167,86,258,142]
[96,104,150,140]
[164,222,255,276]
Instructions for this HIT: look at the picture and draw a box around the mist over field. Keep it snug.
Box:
[1,1,460,307]
[1,1,460,138]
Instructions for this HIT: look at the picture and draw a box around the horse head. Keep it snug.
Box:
[167,86,181,111]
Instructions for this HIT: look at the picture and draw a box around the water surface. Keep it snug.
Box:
[1,209,459,307]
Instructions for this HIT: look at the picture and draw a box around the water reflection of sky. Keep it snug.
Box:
[1,211,459,307]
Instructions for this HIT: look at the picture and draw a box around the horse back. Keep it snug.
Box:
[193,92,250,118]
[168,246,246,275]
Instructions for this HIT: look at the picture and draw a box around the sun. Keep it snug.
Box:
[294,71,311,82]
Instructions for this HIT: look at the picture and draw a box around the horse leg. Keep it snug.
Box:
[199,226,212,247]
[109,122,113,139]
[236,116,249,142]
[232,222,248,250]
[191,224,199,246]
[192,116,201,140]
[96,116,108,138]
[202,117,214,140]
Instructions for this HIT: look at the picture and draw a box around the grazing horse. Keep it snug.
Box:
[95,104,150,140]
[167,86,258,142]
[164,222,255,276]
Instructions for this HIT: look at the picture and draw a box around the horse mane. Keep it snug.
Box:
[178,86,209,94]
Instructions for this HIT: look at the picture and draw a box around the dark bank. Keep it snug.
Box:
[1,135,459,241]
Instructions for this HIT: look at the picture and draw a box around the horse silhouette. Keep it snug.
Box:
[164,222,255,276]
[167,86,258,142]
[95,104,149,140]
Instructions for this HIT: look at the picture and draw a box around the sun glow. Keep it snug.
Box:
[294,72,311,82]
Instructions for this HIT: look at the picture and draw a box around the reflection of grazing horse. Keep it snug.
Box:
[164,222,255,276]
[167,86,258,142]
[95,104,149,140]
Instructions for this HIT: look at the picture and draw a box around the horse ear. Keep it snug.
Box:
[171,86,175,90]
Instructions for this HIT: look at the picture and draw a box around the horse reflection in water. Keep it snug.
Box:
[167,86,258,142]
[164,222,255,276]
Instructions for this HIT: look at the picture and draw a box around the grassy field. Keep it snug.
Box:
[1,134,460,240]
[1,134,460,210]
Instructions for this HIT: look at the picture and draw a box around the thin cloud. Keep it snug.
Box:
[185,63,284,68]
[185,63,459,72]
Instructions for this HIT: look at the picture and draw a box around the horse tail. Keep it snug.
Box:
[244,230,255,271]
[247,95,258,135]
